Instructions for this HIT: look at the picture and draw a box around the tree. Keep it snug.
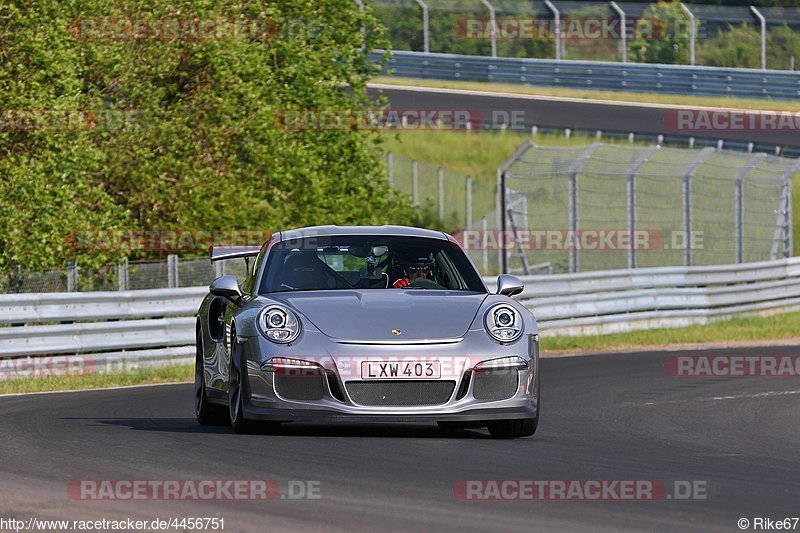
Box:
[628,1,694,64]
[0,0,418,273]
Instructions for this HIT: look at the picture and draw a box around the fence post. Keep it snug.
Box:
[414,0,429,54]
[734,154,766,264]
[750,6,767,70]
[466,176,473,229]
[626,146,658,269]
[774,160,800,259]
[610,2,627,63]
[497,140,537,274]
[567,143,604,273]
[168,254,179,288]
[681,147,713,266]
[544,0,561,60]
[117,258,129,291]
[479,0,497,58]
[788,171,794,258]
[481,216,489,274]
[438,167,445,222]
[67,262,78,292]
[387,152,394,186]
[680,3,696,66]
[412,160,419,206]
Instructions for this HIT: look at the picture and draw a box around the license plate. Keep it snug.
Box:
[361,361,441,380]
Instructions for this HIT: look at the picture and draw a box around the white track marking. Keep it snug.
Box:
[637,389,800,406]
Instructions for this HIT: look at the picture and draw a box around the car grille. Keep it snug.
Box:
[472,369,519,401]
[274,374,326,401]
[345,380,456,406]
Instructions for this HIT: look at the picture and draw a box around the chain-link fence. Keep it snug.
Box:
[386,151,506,273]
[371,0,800,69]
[0,257,252,294]
[497,142,798,274]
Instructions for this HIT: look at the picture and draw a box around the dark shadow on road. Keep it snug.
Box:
[61,417,499,439]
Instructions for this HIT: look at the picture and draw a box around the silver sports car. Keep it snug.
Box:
[195,225,540,438]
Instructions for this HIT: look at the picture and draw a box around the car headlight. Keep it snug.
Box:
[258,306,301,343]
[484,304,523,343]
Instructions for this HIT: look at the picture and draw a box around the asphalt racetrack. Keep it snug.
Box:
[370,84,800,149]
[1,346,798,532]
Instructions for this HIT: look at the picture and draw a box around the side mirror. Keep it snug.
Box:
[496,274,524,297]
[210,275,243,304]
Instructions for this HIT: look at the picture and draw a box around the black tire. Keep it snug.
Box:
[195,331,228,426]
[228,331,259,434]
[487,417,538,439]
[487,376,540,439]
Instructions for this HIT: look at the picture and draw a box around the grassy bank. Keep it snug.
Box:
[374,76,800,112]
[0,364,193,395]
[541,312,800,354]
[383,128,800,256]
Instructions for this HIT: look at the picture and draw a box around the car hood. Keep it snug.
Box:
[268,290,488,341]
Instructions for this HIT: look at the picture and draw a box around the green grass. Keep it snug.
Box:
[374,76,800,112]
[0,364,193,395]
[383,129,800,260]
[541,312,800,355]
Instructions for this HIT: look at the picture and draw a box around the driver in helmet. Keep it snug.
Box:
[392,254,434,288]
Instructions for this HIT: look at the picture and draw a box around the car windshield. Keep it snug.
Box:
[259,235,486,293]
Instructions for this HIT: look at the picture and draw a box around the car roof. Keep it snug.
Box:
[278,225,449,242]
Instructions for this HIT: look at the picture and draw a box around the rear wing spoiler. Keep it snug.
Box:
[210,246,261,263]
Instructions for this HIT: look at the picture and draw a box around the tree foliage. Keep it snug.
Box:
[0,0,417,272]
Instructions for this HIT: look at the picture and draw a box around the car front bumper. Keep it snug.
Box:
[239,329,540,422]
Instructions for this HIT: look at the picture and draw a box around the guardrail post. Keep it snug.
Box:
[680,3,696,66]
[681,147,713,266]
[412,160,419,206]
[438,167,445,221]
[67,262,78,292]
[479,0,497,58]
[466,176,473,229]
[414,0,430,54]
[626,146,658,269]
[610,2,627,63]
[168,254,179,288]
[387,152,393,186]
[117,258,129,291]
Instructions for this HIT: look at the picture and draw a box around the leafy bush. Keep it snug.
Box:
[0,0,418,272]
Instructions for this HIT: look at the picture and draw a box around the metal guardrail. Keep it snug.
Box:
[2,257,800,379]
[487,257,800,336]
[377,50,800,100]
